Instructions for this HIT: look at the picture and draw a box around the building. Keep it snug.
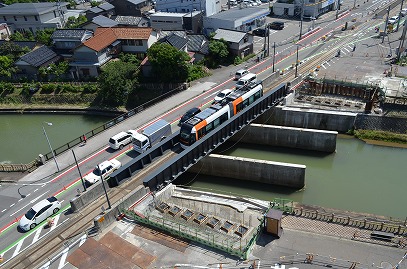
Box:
[14,45,61,79]
[272,0,338,18]
[155,0,219,16]
[150,11,203,33]
[114,15,150,27]
[81,15,119,32]
[51,29,93,58]
[0,23,11,40]
[110,0,152,17]
[212,28,253,58]
[0,2,69,33]
[203,7,269,33]
[85,2,116,20]
[70,27,157,78]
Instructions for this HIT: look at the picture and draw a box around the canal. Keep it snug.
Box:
[175,136,407,220]
[0,114,113,164]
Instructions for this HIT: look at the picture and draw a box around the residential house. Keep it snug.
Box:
[0,23,11,40]
[114,15,150,27]
[186,34,208,62]
[110,0,152,17]
[150,11,203,33]
[203,7,269,33]
[85,2,116,20]
[212,28,253,58]
[81,15,119,32]
[14,45,61,79]
[272,0,338,17]
[155,0,219,17]
[70,27,157,78]
[159,32,188,52]
[51,29,93,58]
[0,2,69,33]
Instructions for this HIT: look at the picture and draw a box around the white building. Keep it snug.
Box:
[150,11,203,33]
[155,0,220,16]
[272,0,338,18]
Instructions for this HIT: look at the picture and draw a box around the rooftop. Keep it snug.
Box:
[207,7,269,21]
[0,2,69,15]
[19,46,60,67]
[213,28,247,43]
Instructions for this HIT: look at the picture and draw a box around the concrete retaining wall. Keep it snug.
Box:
[257,106,357,133]
[188,154,305,189]
[230,124,337,152]
[70,182,111,213]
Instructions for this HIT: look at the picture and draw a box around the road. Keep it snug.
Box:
[0,0,403,266]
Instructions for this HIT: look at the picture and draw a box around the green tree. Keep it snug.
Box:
[0,55,17,78]
[147,43,190,82]
[98,60,138,106]
[0,41,30,60]
[208,39,229,67]
[10,31,35,41]
[35,28,55,46]
[66,15,87,28]
[119,53,140,65]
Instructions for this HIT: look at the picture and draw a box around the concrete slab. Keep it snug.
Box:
[66,248,108,269]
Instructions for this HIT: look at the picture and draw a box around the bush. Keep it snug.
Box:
[82,84,99,94]
[61,84,78,93]
[41,84,56,94]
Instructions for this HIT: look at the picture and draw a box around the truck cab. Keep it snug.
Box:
[132,119,171,153]
[132,132,150,153]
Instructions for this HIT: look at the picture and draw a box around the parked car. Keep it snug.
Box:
[269,21,285,30]
[19,196,61,231]
[108,130,137,150]
[401,8,407,16]
[235,69,248,80]
[253,28,269,37]
[179,107,201,126]
[84,159,121,185]
[213,89,233,104]
[388,15,399,24]
[243,0,252,6]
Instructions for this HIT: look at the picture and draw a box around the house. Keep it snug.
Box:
[186,34,209,62]
[0,23,11,40]
[212,28,253,58]
[159,32,188,52]
[85,2,116,20]
[150,11,203,33]
[272,0,339,17]
[51,29,93,58]
[114,15,150,27]
[81,15,119,32]
[0,2,69,33]
[155,0,219,17]
[70,27,157,78]
[203,7,269,33]
[14,45,61,79]
[110,0,152,17]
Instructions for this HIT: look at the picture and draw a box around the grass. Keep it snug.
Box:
[352,129,407,144]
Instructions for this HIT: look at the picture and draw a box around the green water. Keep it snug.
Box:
[176,136,407,219]
[0,114,112,164]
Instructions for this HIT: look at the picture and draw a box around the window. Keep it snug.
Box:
[135,40,143,46]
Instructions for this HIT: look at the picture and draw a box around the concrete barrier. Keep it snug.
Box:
[189,154,305,189]
[70,182,111,212]
[258,106,356,133]
[230,124,337,153]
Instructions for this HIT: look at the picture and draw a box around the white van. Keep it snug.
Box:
[109,130,137,150]
[235,73,257,89]
[235,69,248,80]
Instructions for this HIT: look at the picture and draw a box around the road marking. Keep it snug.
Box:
[79,234,87,247]
[57,247,69,269]
[50,214,60,232]
[9,203,15,208]
[12,240,23,258]
[33,188,38,193]
[1,209,6,213]
[322,64,326,69]
[32,226,42,243]
[38,261,50,269]
[29,190,50,205]
[18,198,23,202]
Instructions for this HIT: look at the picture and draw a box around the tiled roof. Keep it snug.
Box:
[89,6,103,13]
[99,2,115,10]
[51,29,88,39]
[126,0,146,5]
[20,46,60,67]
[0,2,69,15]
[213,28,246,43]
[92,15,118,27]
[114,16,149,27]
[85,27,153,51]
[187,34,209,54]
[160,33,187,50]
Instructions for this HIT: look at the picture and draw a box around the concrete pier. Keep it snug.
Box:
[230,124,337,152]
[189,154,305,189]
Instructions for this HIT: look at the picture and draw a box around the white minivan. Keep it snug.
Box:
[109,130,137,150]
[235,69,248,80]
[235,73,257,89]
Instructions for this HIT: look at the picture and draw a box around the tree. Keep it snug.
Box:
[65,15,87,28]
[98,60,138,106]
[0,41,30,60]
[147,43,190,82]
[10,31,35,42]
[35,28,56,46]
[208,39,229,67]
[0,55,17,78]
[119,53,140,65]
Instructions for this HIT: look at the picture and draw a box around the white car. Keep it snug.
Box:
[84,159,121,185]
[213,89,233,104]
[19,196,61,231]
[401,8,407,17]
[388,16,399,24]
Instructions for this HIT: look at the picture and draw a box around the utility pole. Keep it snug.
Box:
[335,0,341,19]
[72,150,86,192]
[295,46,299,77]
[272,42,276,72]
[382,6,391,44]
[98,165,111,209]
[397,18,407,61]
[267,24,270,57]
[396,0,405,32]
[299,0,304,39]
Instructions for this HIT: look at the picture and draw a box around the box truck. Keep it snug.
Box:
[132,119,171,153]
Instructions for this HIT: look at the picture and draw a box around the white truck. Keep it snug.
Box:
[132,119,172,153]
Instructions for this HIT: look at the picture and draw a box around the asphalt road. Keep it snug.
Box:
[0,0,403,265]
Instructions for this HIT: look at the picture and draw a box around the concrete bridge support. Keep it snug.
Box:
[230,124,337,153]
[188,154,305,189]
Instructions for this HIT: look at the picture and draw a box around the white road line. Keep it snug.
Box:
[29,190,50,204]
[343,47,350,53]
[326,61,331,66]
[79,234,87,247]
[18,198,23,202]
[1,209,6,213]
[9,203,15,207]
[322,64,327,69]
[38,261,50,269]
[57,247,69,269]
[25,193,31,197]
[32,226,43,243]
[33,188,38,193]
[50,214,60,232]
[12,240,24,258]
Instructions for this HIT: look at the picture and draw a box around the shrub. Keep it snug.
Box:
[82,84,99,94]
[41,84,56,94]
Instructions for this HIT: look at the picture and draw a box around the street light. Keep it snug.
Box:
[42,122,60,172]
[98,165,111,209]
